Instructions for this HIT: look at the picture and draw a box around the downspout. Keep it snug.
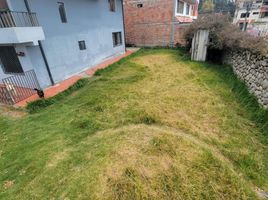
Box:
[24,0,55,86]
[38,41,55,85]
[24,0,31,12]
[121,0,127,52]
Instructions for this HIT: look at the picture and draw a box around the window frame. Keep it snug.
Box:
[176,0,193,17]
[108,0,116,12]
[112,32,122,47]
[58,2,67,23]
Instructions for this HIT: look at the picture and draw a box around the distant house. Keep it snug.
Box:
[0,0,125,104]
[123,0,198,47]
[233,0,268,38]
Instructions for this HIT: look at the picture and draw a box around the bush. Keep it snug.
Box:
[27,78,89,113]
[185,14,268,54]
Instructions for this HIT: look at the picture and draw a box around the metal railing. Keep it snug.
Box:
[0,11,39,28]
[0,70,40,105]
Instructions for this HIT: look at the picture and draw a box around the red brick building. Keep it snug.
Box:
[123,0,198,47]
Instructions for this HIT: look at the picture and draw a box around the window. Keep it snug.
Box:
[177,0,184,14]
[186,4,190,15]
[112,32,122,47]
[240,12,250,18]
[244,22,248,30]
[253,12,259,15]
[58,2,67,23]
[239,23,244,30]
[78,41,86,50]
[0,46,23,74]
[108,0,115,12]
[137,3,143,8]
[176,0,193,16]
[261,12,268,17]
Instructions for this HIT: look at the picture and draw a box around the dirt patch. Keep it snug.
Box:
[3,180,14,190]
[47,150,70,168]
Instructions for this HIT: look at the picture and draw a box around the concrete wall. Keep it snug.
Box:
[0,27,45,45]
[224,50,268,109]
[2,0,125,88]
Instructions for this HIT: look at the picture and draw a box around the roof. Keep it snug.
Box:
[176,16,194,23]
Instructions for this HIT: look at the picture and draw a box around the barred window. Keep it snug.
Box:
[108,0,115,12]
[58,2,67,23]
[78,41,86,50]
[112,32,122,47]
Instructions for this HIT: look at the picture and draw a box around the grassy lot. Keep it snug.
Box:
[0,49,267,199]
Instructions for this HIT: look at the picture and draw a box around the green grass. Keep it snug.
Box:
[0,49,267,199]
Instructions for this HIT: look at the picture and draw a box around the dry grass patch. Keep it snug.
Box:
[0,105,27,119]
[130,53,226,142]
[94,125,256,200]
[47,149,71,168]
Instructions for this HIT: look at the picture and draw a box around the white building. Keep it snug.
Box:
[233,0,268,38]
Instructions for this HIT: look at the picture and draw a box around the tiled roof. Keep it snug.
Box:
[176,16,194,23]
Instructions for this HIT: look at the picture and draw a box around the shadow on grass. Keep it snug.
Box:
[198,61,268,138]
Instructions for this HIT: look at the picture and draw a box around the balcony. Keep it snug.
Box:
[0,11,45,45]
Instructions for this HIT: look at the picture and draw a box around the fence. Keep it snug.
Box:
[0,11,39,28]
[0,70,40,105]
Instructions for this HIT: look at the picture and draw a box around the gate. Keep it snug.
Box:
[0,70,40,105]
[191,30,209,62]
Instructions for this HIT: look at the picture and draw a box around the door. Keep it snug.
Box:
[0,46,24,74]
[191,30,209,62]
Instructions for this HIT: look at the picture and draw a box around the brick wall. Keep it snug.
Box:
[173,23,190,45]
[124,0,195,47]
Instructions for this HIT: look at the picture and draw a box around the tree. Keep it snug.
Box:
[184,14,268,54]
[199,0,236,17]
[202,0,215,12]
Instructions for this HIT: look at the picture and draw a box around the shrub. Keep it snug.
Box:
[185,14,268,54]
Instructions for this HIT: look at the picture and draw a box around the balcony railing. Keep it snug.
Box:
[0,11,39,28]
[0,70,41,105]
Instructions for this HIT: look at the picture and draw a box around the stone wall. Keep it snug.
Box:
[224,50,268,109]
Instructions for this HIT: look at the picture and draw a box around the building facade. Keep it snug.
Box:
[233,0,268,38]
[123,0,198,47]
[0,0,125,92]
